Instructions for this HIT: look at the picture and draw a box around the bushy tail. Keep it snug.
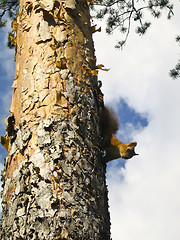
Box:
[100,106,119,147]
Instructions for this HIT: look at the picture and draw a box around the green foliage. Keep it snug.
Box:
[92,0,174,48]
[93,0,173,48]
[0,0,19,27]
[91,0,179,79]
[0,0,18,48]
[170,36,180,79]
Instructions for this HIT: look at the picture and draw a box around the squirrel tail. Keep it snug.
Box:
[101,106,119,147]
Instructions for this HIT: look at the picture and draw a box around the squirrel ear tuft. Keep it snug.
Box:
[128,142,137,147]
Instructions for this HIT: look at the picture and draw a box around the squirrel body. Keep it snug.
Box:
[101,106,138,163]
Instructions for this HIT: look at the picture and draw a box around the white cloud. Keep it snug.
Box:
[94,1,180,240]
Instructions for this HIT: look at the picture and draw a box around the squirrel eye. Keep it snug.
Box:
[127,148,131,152]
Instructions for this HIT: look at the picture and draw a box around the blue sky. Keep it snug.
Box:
[0,23,15,166]
[117,99,148,132]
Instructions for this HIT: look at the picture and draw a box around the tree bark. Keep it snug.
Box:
[0,0,111,239]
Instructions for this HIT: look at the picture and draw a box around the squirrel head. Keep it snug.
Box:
[110,135,138,160]
[119,141,138,159]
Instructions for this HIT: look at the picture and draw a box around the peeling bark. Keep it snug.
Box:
[0,0,111,239]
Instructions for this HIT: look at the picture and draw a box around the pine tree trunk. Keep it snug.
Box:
[0,0,111,239]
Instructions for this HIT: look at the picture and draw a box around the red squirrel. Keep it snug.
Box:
[101,106,138,163]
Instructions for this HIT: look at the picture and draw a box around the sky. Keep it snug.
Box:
[93,1,180,239]
[0,20,15,171]
[0,1,180,239]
